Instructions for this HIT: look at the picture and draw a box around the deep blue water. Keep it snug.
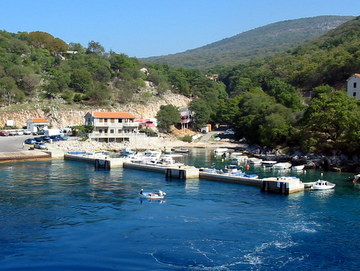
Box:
[1,149,360,270]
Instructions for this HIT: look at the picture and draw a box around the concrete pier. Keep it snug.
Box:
[64,153,125,168]
[124,162,199,179]
[199,171,262,187]
[2,150,306,194]
[0,151,51,163]
[199,172,305,194]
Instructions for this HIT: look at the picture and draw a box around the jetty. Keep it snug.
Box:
[63,152,305,195]
[1,150,306,195]
[0,150,51,162]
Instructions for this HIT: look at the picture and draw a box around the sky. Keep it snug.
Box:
[0,0,359,58]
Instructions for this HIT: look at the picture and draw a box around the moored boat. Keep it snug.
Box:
[272,162,292,170]
[291,164,305,171]
[352,174,360,183]
[214,147,228,153]
[174,148,189,153]
[310,179,336,190]
[261,161,277,167]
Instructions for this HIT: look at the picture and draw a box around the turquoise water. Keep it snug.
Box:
[0,149,359,270]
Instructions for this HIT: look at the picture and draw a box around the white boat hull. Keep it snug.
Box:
[310,180,336,190]
[140,191,166,199]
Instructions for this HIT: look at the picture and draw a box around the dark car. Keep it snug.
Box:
[24,138,37,144]
[0,131,9,136]
[34,130,45,135]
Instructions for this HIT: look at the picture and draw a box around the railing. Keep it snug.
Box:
[93,122,139,128]
[89,132,145,138]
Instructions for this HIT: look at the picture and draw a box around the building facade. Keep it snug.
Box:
[85,112,140,142]
[347,73,360,99]
[26,118,49,133]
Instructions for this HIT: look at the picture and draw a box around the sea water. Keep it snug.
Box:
[0,149,360,270]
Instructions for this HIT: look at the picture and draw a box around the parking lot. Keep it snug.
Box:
[0,135,35,152]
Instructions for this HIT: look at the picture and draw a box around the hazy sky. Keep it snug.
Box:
[0,0,359,57]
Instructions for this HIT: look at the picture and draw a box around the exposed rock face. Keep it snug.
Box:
[0,93,191,129]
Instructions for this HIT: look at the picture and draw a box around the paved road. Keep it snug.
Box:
[0,135,35,152]
[198,131,220,143]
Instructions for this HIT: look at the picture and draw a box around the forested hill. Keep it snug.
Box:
[220,16,360,95]
[0,30,225,109]
[143,16,354,70]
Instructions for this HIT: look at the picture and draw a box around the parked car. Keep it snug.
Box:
[34,130,45,135]
[17,130,24,135]
[23,130,32,135]
[34,142,48,150]
[25,138,37,144]
[9,130,18,136]
[0,131,9,136]
[35,137,44,143]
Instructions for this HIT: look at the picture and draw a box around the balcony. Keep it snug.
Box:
[93,121,139,129]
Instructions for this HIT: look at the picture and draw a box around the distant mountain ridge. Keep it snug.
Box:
[144,15,355,69]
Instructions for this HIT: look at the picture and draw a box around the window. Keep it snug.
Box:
[111,119,114,123]
[118,119,123,123]
[99,118,103,123]
[110,129,114,133]
[353,92,356,97]
[104,119,108,123]
[354,82,357,88]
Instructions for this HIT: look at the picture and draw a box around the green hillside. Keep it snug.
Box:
[144,16,354,69]
[0,31,224,109]
[213,16,360,155]
[221,16,360,94]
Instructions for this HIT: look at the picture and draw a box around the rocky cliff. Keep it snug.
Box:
[0,93,191,129]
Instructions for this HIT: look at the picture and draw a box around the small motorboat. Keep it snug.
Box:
[310,180,336,190]
[174,148,189,153]
[291,165,305,171]
[352,174,360,183]
[261,161,277,168]
[272,162,292,170]
[139,189,167,199]
[224,164,240,173]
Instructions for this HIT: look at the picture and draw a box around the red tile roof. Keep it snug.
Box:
[29,118,48,123]
[355,73,360,78]
[92,112,135,119]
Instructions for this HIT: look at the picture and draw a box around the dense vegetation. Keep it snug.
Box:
[144,16,354,69]
[210,16,360,155]
[0,30,224,107]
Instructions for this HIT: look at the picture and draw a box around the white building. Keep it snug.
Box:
[26,118,49,133]
[347,73,360,99]
[85,112,141,142]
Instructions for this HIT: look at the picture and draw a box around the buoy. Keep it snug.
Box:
[246,164,250,170]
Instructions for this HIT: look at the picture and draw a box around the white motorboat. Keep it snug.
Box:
[231,155,248,163]
[214,147,228,153]
[291,165,305,171]
[224,164,240,173]
[352,174,360,183]
[174,148,189,153]
[310,180,336,190]
[261,161,277,167]
[247,157,263,165]
[139,189,167,199]
[272,162,292,170]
